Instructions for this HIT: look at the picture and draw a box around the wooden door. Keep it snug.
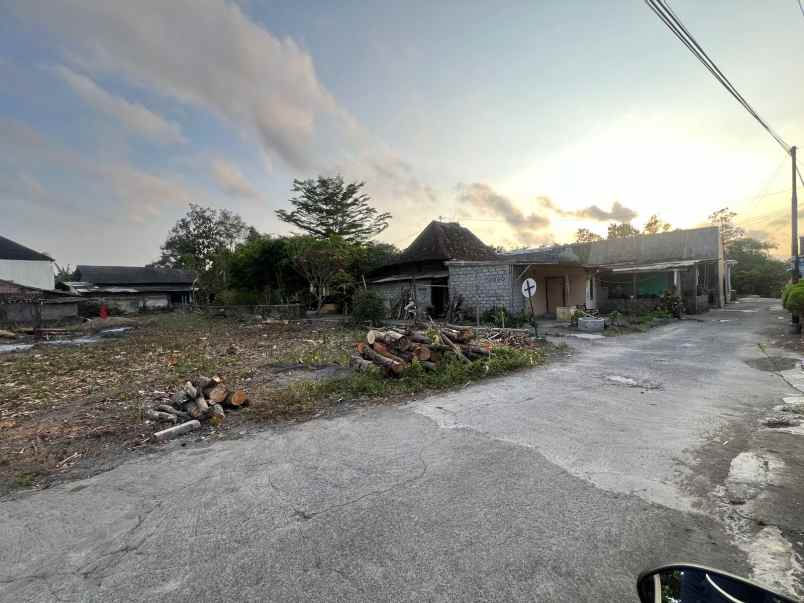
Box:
[545,277,565,315]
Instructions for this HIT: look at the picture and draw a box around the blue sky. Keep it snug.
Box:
[1,0,803,265]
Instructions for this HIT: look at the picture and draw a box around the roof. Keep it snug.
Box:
[501,227,721,268]
[0,279,80,302]
[61,282,192,295]
[0,235,52,262]
[371,271,449,284]
[75,265,195,285]
[394,221,498,265]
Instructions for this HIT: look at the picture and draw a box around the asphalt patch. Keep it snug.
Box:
[744,357,797,372]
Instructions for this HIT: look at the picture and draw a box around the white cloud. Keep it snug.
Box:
[13,0,337,169]
[51,65,185,144]
[210,158,258,198]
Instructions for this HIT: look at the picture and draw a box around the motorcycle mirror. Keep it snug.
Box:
[637,563,798,603]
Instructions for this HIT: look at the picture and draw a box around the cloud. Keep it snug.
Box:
[210,158,258,198]
[51,65,185,144]
[12,0,339,170]
[0,118,199,222]
[457,183,550,245]
[537,197,638,222]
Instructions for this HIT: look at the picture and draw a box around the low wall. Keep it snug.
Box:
[0,301,79,326]
[195,303,305,320]
[600,298,662,314]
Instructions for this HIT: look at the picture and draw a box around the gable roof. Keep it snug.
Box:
[502,227,721,267]
[0,235,53,262]
[75,265,195,285]
[395,221,498,264]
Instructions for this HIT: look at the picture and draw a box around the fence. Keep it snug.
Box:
[189,303,305,320]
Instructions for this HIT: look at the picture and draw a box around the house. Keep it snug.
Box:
[0,279,80,326]
[448,226,731,317]
[369,221,498,316]
[0,234,55,290]
[59,265,194,313]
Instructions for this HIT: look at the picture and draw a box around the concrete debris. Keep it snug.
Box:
[763,416,801,429]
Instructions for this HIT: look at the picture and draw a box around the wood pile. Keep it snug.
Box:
[147,375,249,428]
[351,326,492,377]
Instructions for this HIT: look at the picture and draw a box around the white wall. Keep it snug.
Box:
[0,259,54,290]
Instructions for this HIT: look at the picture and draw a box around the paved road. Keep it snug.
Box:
[2,298,803,601]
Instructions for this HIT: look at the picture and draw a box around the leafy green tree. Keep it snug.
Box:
[276,175,391,243]
[152,204,249,302]
[289,236,356,311]
[729,238,788,297]
[708,207,745,247]
[607,222,640,239]
[228,234,307,303]
[643,214,672,235]
[575,228,603,243]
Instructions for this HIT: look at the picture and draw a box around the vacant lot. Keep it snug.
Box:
[0,313,551,495]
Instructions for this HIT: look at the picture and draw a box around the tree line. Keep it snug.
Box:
[152,176,399,309]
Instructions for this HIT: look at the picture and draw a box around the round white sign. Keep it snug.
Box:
[521,277,538,298]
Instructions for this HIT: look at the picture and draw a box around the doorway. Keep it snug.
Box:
[545,277,565,316]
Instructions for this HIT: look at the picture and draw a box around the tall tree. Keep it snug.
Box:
[708,207,745,247]
[276,175,391,243]
[643,214,672,235]
[575,228,603,243]
[607,222,641,239]
[728,238,788,297]
[153,204,249,302]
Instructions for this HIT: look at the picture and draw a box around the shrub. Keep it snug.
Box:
[783,282,804,315]
[351,289,385,325]
[480,306,530,328]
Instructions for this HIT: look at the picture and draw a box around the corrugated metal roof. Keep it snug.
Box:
[0,235,53,262]
[371,271,449,284]
[75,265,194,285]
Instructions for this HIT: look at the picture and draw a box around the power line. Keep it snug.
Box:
[798,0,804,18]
[645,0,791,154]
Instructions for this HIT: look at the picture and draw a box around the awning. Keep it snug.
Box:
[608,259,700,273]
[371,271,449,284]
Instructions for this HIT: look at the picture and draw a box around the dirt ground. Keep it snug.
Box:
[0,313,364,495]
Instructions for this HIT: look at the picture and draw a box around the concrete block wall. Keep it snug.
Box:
[370,281,432,311]
[448,264,514,313]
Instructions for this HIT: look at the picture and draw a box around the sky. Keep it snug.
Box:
[1,0,803,266]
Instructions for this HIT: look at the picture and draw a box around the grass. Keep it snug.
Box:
[254,345,548,421]
[603,309,673,336]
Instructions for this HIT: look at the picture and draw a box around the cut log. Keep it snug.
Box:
[367,330,411,351]
[144,409,178,424]
[207,384,229,405]
[171,390,189,407]
[154,420,201,442]
[194,376,213,392]
[409,332,433,345]
[194,394,209,413]
[361,345,404,375]
[412,345,432,362]
[440,331,470,364]
[419,361,437,371]
[462,344,491,356]
[372,342,407,365]
[224,389,249,408]
[208,404,225,427]
[155,404,182,416]
[183,381,198,400]
[349,354,379,372]
[0,329,16,339]
[187,401,204,419]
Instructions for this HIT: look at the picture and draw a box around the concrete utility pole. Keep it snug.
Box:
[792,146,800,334]
[793,146,800,283]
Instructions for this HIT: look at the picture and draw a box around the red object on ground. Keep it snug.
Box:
[99,304,109,320]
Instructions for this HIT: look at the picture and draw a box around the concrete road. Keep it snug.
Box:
[2,298,803,601]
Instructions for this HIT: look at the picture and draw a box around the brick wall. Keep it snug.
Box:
[369,280,432,311]
[448,264,514,313]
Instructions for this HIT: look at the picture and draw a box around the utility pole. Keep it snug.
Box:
[792,146,800,333]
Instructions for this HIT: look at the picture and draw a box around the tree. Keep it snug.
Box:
[289,236,355,311]
[276,175,391,243]
[53,263,75,283]
[643,214,672,235]
[607,222,640,239]
[728,238,788,297]
[153,204,249,302]
[708,207,745,247]
[575,228,603,243]
[228,234,307,304]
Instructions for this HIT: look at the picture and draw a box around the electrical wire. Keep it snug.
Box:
[645,0,791,154]
[798,0,804,18]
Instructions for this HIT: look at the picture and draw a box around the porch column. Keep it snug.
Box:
[673,269,680,295]
[632,273,637,299]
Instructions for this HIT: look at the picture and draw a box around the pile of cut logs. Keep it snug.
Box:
[147,375,249,428]
[350,326,491,377]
